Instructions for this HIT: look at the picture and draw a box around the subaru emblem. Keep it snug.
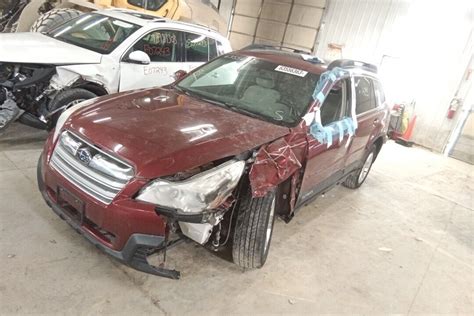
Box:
[77,147,92,164]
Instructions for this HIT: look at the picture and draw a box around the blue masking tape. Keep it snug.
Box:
[342,117,355,136]
[316,92,325,103]
[311,67,348,105]
[308,67,357,146]
[336,121,344,142]
[309,122,325,143]
[309,117,356,146]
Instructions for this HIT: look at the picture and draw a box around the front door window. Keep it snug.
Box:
[133,30,178,62]
[119,29,184,91]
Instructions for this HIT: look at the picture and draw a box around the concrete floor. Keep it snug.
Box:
[0,122,473,314]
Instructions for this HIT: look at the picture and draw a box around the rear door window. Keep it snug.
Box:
[354,76,377,114]
[184,33,217,62]
[373,80,386,106]
[216,41,227,56]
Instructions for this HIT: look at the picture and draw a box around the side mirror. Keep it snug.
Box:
[173,70,187,82]
[128,51,151,65]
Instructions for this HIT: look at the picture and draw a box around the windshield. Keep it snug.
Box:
[176,54,320,126]
[48,13,140,54]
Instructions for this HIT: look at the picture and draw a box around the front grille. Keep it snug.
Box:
[50,131,134,204]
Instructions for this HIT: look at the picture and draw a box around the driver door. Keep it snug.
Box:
[298,79,352,201]
[119,29,184,92]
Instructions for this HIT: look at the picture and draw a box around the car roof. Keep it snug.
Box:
[236,48,380,79]
[235,49,328,75]
[97,9,226,40]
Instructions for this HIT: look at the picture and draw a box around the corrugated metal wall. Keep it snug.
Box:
[315,0,410,63]
[316,0,473,152]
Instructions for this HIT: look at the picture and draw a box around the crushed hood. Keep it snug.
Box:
[67,88,290,178]
[0,33,102,65]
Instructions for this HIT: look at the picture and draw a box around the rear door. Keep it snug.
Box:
[345,76,385,169]
[119,29,184,91]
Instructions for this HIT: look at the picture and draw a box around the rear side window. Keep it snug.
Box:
[373,80,386,105]
[354,77,377,114]
[217,41,227,56]
[184,33,217,62]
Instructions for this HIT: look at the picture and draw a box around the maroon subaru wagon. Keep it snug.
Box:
[38,47,389,279]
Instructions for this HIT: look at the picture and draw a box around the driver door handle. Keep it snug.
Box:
[373,118,380,125]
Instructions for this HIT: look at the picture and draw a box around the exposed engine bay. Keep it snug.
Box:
[0,62,56,130]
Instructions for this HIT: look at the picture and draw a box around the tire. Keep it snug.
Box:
[48,88,96,128]
[2,20,18,33]
[30,8,82,33]
[343,146,376,189]
[232,187,277,269]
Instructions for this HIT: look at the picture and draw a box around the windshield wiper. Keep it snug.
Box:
[174,85,197,98]
[223,103,269,121]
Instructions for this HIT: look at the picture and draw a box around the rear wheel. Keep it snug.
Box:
[343,147,376,189]
[232,187,276,269]
[30,8,82,33]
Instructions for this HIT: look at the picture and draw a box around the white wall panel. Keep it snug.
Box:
[316,0,473,151]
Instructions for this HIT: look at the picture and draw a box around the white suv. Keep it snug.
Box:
[0,9,231,130]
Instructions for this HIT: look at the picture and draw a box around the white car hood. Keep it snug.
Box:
[0,32,102,65]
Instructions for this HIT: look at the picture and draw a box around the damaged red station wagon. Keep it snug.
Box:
[37,46,389,279]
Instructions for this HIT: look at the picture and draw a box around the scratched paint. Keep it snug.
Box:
[249,122,307,198]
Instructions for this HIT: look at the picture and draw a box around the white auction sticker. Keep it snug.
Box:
[274,65,308,77]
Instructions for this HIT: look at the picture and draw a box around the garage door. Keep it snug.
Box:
[228,0,326,52]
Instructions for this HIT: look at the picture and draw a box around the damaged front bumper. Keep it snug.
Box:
[37,155,181,279]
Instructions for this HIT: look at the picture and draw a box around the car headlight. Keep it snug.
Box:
[53,97,98,142]
[136,160,246,213]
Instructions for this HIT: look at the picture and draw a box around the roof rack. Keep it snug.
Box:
[242,44,324,64]
[327,59,378,73]
[242,44,312,55]
[172,20,216,32]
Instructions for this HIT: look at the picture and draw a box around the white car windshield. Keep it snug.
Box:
[177,54,320,126]
[48,13,140,54]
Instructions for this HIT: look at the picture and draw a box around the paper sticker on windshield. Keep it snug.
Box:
[113,20,133,28]
[274,65,308,77]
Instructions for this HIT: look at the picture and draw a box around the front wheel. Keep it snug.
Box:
[343,147,376,189]
[48,88,96,129]
[232,187,276,269]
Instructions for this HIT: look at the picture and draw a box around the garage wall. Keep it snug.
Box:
[315,0,473,152]
[228,0,326,52]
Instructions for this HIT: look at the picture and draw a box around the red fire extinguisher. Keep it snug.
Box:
[447,97,462,119]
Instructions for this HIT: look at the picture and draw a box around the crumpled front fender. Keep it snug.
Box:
[249,122,308,199]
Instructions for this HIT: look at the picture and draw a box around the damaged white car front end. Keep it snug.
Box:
[0,9,232,131]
